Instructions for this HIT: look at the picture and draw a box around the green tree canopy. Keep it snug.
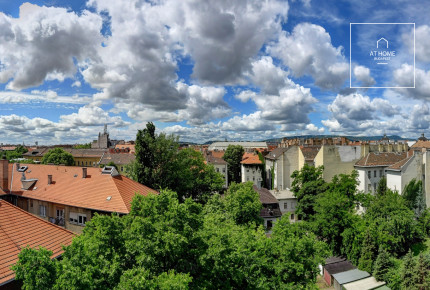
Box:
[129,122,224,203]
[222,145,245,184]
[13,186,328,289]
[41,148,74,166]
[291,164,328,221]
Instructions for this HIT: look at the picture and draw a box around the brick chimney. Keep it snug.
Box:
[48,175,53,185]
[82,167,87,179]
[0,157,8,191]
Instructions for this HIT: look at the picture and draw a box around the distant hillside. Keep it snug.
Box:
[263,135,411,143]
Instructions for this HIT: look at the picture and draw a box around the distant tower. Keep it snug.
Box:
[104,124,108,135]
[91,124,110,149]
[418,133,428,141]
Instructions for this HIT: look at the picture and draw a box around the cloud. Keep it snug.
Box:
[268,22,349,90]
[409,25,430,63]
[394,65,430,100]
[0,3,102,90]
[353,65,375,87]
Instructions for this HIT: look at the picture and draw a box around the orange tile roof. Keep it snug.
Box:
[386,155,413,171]
[411,140,430,149]
[9,164,157,214]
[209,151,225,159]
[114,144,135,153]
[241,153,262,165]
[0,200,75,285]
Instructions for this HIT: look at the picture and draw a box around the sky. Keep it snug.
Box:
[0,0,429,145]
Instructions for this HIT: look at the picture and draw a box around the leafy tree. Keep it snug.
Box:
[170,148,224,203]
[402,250,416,289]
[5,145,28,161]
[373,247,393,281]
[414,253,430,290]
[358,229,377,273]
[130,123,223,203]
[41,148,74,165]
[403,178,423,211]
[223,145,244,184]
[291,164,328,221]
[376,176,387,196]
[223,182,263,226]
[130,122,178,190]
[11,247,56,290]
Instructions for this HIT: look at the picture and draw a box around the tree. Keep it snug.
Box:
[403,179,425,216]
[169,148,224,203]
[376,176,387,196]
[402,250,416,289]
[73,143,91,149]
[414,253,430,290]
[41,148,74,165]
[223,145,244,184]
[373,247,393,281]
[291,164,328,221]
[358,229,377,273]
[11,247,56,290]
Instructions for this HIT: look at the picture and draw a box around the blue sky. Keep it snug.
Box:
[0,0,429,145]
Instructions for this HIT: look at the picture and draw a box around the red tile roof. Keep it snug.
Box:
[355,152,407,167]
[241,153,262,165]
[0,200,75,285]
[386,155,413,171]
[9,164,157,214]
[300,146,321,161]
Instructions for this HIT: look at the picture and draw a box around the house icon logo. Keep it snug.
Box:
[377,37,388,49]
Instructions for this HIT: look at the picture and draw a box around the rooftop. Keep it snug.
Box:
[253,185,279,204]
[270,189,295,200]
[0,200,75,286]
[332,269,370,285]
[411,139,430,149]
[355,152,407,167]
[300,146,321,161]
[324,260,356,275]
[265,147,289,160]
[8,163,157,214]
[343,276,386,290]
[100,152,136,165]
[386,155,413,171]
[241,153,262,165]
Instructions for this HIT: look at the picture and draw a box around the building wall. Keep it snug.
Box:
[424,152,430,208]
[241,164,262,187]
[315,145,362,182]
[386,170,402,193]
[74,157,101,167]
[26,198,91,234]
[401,154,422,195]
[213,163,228,187]
[356,166,386,194]
[278,198,299,222]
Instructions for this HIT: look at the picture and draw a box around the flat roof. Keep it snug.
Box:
[343,276,386,290]
[324,260,356,275]
[332,269,370,285]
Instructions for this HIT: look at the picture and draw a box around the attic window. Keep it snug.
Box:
[106,196,112,201]
[101,166,120,177]
[18,166,28,172]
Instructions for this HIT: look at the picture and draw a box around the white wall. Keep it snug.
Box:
[241,164,262,187]
[356,166,386,194]
[386,170,402,193]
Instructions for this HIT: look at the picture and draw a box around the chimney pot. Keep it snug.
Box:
[48,175,52,185]
[0,159,8,191]
[82,167,87,178]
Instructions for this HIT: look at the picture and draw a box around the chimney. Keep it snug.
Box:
[48,175,52,185]
[0,157,8,191]
[82,167,87,179]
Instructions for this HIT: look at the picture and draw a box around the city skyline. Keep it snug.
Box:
[0,0,429,144]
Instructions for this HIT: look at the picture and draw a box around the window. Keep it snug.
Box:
[284,202,288,209]
[77,161,80,166]
[222,168,225,173]
[266,220,273,230]
[368,171,371,179]
[253,177,255,181]
[70,213,87,226]
[216,168,219,172]
[39,205,46,217]
[121,166,124,172]
[374,170,376,177]
[380,170,383,177]
[30,200,33,208]
[290,214,295,220]
[246,169,249,172]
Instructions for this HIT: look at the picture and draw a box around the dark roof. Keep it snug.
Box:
[253,185,279,204]
[324,260,356,275]
[355,152,407,167]
[325,256,346,265]
[260,207,282,218]
[100,153,135,165]
[300,146,321,161]
[265,147,289,160]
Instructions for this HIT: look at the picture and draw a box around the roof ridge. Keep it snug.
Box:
[0,200,76,236]
[112,175,131,214]
[364,153,370,165]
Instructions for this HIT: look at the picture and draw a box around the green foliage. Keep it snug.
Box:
[414,253,430,290]
[14,187,328,289]
[223,182,263,226]
[376,176,387,196]
[41,148,74,166]
[402,250,416,289]
[73,143,91,149]
[4,145,28,161]
[11,247,56,290]
[257,151,267,188]
[373,247,393,281]
[291,164,328,221]
[130,122,223,203]
[358,229,377,273]
[222,145,245,184]
[402,178,426,218]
